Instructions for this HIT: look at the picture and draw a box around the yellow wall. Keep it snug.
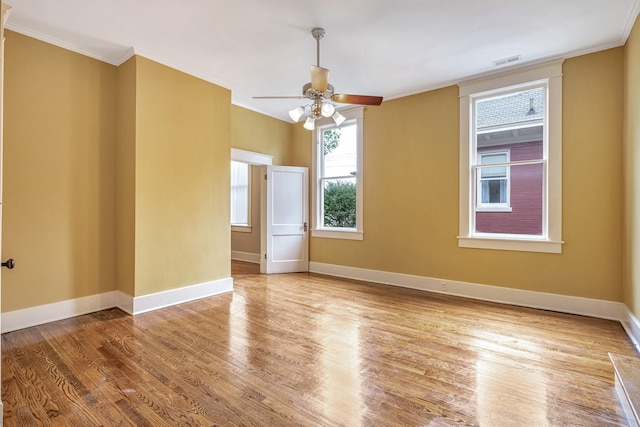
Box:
[231,105,293,165]
[2,31,117,311]
[290,122,311,168]
[134,56,231,297]
[1,32,233,309]
[116,56,136,297]
[0,24,632,313]
[624,17,640,315]
[303,48,625,302]
[562,48,624,300]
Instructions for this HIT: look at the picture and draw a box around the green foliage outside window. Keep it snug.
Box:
[324,181,356,228]
[323,128,341,156]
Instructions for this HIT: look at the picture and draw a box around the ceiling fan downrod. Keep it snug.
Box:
[311,27,325,67]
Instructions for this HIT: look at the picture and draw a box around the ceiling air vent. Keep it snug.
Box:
[493,55,521,67]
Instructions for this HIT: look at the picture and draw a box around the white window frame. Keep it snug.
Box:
[311,107,364,240]
[458,61,563,253]
[230,148,273,233]
[230,160,251,232]
[476,150,512,212]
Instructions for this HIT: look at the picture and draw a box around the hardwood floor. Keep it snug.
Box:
[2,261,638,426]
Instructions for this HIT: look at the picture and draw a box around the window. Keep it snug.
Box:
[458,61,563,253]
[477,151,510,211]
[312,107,363,240]
[230,161,251,231]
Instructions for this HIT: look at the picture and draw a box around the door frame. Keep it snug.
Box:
[230,148,271,268]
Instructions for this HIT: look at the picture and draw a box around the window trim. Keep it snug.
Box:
[458,61,563,253]
[311,107,364,240]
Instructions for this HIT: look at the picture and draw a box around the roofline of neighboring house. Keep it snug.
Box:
[477,118,543,134]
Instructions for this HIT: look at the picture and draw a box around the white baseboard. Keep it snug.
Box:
[311,261,640,348]
[231,251,261,264]
[116,291,134,315]
[1,291,119,333]
[129,277,233,315]
[621,306,640,353]
[4,261,639,352]
[309,261,626,322]
[1,278,233,333]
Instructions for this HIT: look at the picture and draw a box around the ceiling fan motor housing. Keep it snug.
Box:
[303,82,334,100]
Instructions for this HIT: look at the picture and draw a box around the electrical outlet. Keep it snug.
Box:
[441,282,447,292]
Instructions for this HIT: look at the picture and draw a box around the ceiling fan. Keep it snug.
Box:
[253,27,383,130]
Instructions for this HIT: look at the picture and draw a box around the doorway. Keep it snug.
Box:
[230,149,272,266]
[230,149,309,274]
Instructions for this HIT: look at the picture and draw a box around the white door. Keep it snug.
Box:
[261,165,309,274]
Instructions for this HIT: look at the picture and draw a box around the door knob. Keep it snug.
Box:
[2,259,15,269]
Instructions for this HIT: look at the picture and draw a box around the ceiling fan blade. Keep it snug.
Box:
[311,66,329,92]
[253,96,306,99]
[332,94,383,106]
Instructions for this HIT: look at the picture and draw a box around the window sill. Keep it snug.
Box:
[231,225,252,233]
[312,229,364,241]
[458,235,563,253]
[476,206,513,213]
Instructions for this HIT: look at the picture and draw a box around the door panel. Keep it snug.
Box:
[261,165,309,274]
[273,234,305,261]
[273,171,304,224]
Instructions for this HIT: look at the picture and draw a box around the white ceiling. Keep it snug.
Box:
[5,0,640,122]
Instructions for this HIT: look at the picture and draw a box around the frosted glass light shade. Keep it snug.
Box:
[303,116,315,130]
[289,106,305,122]
[332,111,346,126]
[321,102,335,117]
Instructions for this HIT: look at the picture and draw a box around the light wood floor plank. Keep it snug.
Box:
[2,261,638,426]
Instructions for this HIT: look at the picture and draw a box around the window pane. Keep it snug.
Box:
[476,88,544,162]
[322,124,357,178]
[473,86,545,236]
[481,153,507,164]
[481,165,507,179]
[479,152,507,179]
[318,119,361,233]
[475,163,543,235]
[481,179,507,203]
[230,161,249,225]
[323,177,356,228]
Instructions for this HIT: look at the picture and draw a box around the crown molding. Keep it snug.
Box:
[128,46,231,90]
[4,23,233,92]
[2,3,12,27]
[622,0,640,43]
[5,22,126,65]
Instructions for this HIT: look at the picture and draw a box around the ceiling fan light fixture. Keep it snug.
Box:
[303,116,316,130]
[332,111,346,126]
[289,106,305,122]
[252,27,382,128]
[321,102,335,117]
